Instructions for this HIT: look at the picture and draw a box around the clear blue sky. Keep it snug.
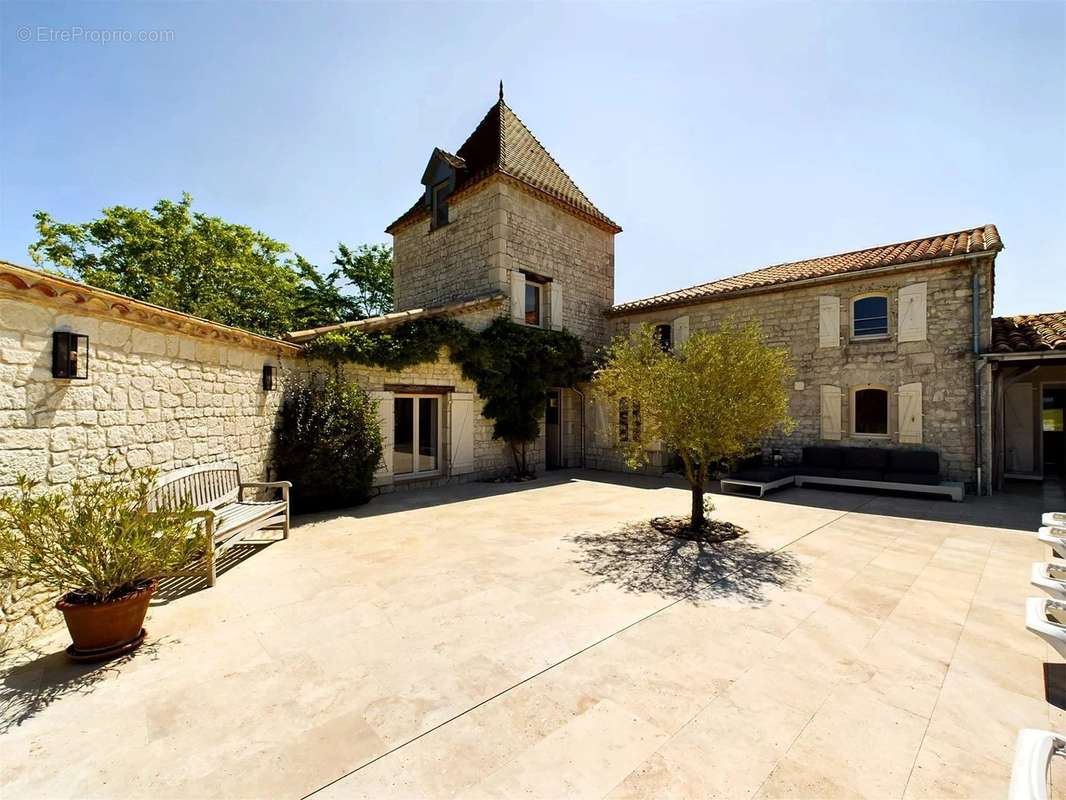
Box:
[2,1,1063,316]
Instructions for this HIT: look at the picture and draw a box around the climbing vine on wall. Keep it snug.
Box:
[304,317,587,475]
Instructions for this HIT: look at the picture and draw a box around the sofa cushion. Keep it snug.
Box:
[883,471,942,486]
[842,448,890,471]
[799,465,843,478]
[837,468,886,482]
[728,466,796,483]
[888,449,940,475]
[802,447,845,469]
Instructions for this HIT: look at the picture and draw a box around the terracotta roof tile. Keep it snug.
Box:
[609,224,1003,315]
[387,98,619,233]
[991,311,1066,353]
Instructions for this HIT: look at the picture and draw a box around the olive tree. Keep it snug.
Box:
[594,321,794,530]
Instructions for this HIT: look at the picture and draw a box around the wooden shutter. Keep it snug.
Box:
[898,283,927,342]
[672,315,690,349]
[370,390,394,485]
[590,396,609,446]
[819,296,840,348]
[820,385,842,440]
[549,281,563,331]
[510,270,526,323]
[898,382,923,444]
[449,392,475,474]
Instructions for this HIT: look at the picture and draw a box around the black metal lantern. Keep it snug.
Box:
[52,331,89,379]
[262,364,275,391]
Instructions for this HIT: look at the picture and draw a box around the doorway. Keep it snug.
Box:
[1044,383,1066,478]
[545,390,562,470]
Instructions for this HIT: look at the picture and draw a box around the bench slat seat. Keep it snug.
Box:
[153,461,290,587]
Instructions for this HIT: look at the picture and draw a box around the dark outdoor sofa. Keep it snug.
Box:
[721,446,963,502]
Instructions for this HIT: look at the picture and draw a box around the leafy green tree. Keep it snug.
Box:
[30,194,300,336]
[275,372,384,513]
[594,322,794,530]
[29,193,394,337]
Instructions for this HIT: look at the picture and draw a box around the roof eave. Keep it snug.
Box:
[607,248,1000,318]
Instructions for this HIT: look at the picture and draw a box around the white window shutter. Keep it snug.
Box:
[898,382,923,444]
[370,390,394,485]
[449,392,475,474]
[591,396,608,445]
[549,281,563,331]
[820,385,842,440]
[818,296,840,348]
[510,270,525,323]
[898,283,927,342]
[671,315,690,348]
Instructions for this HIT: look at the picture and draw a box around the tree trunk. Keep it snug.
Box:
[690,482,705,530]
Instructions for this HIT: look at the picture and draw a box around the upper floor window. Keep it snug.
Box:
[852,386,889,437]
[852,295,888,338]
[653,323,672,352]
[524,281,542,326]
[431,181,449,228]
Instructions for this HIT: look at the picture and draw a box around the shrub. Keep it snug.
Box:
[275,372,383,513]
[0,470,203,603]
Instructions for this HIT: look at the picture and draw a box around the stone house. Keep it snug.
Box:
[1,88,1063,502]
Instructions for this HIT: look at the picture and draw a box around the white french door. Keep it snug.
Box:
[393,395,441,477]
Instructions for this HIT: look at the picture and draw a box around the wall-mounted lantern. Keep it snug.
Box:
[52,332,89,380]
[262,364,276,391]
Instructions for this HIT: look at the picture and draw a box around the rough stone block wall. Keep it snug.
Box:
[604,258,994,487]
[501,183,615,350]
[392,182,503,312]
[0,292,297,649]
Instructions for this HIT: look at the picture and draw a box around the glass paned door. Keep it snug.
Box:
[394,395,440,476]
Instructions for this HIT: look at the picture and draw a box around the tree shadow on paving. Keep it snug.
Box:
[0,638,168,735]
[568,520,805,604]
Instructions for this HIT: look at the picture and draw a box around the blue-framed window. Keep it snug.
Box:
[853,296,889,337]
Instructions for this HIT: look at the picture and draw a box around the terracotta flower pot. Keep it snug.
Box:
[56,580,156,662]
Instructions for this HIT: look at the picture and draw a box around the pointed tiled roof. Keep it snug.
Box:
[609,224,1003,315]
[387,97,620,233]
[991,312,1066,353]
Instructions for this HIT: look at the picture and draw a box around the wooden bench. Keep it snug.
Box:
[152,461,291,587]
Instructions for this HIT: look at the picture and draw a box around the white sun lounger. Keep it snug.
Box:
[1010,729,1066,800]
[1032,562,1066,601]
[1026,597,1066,659]
[1039,528,1066,559]
[1045,512,1066,533]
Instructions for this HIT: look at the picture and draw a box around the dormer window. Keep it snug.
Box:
[431,181,449,228]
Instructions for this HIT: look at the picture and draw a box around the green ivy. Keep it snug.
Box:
[304,317,587,476]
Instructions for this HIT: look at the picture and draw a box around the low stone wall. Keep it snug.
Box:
[0,282,299,649]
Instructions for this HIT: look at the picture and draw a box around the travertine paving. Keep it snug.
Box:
[0,471,1058,799]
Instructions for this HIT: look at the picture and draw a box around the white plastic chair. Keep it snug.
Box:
[1045,512,1066,533]
[1039,528,1066,560]
[1026,597,1066,659]
[1009,729,1066,800]
[1032,562,1066,601]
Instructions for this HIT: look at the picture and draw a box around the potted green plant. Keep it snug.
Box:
[0,469,202,662]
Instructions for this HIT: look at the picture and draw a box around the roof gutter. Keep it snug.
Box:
[607,250,999,318]
[981,351,1066,361]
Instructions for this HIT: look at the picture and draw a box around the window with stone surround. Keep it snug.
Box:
[524,281,542,326]
[618,398,641,443]
[430,181,449,229]
[653,323,672,352]
[852,295,889,338]
[852,386,889,437]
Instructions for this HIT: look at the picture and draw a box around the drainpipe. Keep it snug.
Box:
[573,386,586,468]
[972,270,984,495]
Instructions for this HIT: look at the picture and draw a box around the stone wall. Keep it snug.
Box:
[500,183,615,349]
[0,288,298,650]
[392,181,504,312]
[604,257,995,488]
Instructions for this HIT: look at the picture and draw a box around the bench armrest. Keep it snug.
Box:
[239,481,291,501]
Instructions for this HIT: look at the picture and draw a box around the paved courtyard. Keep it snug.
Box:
[1,470,1061,799]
